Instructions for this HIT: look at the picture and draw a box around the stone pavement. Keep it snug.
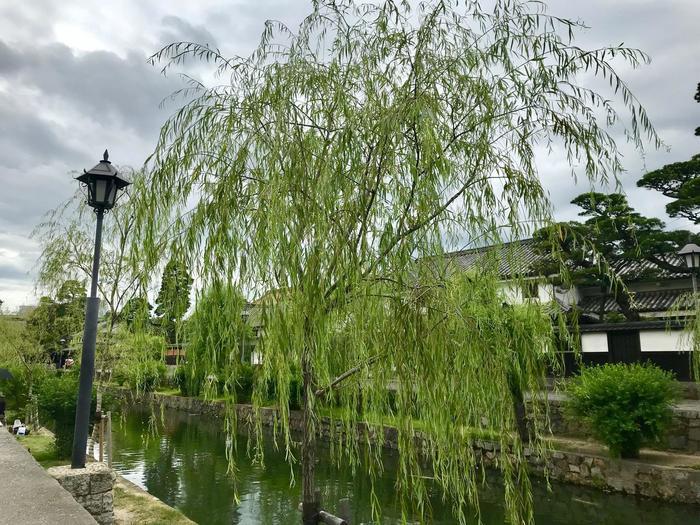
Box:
[542,390,700,414]
[0,429,96,525]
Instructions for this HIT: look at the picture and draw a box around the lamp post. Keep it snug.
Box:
[71,150,130,469]
[678,243,700,294]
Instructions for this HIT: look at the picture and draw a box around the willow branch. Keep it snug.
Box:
[314,352,386,398]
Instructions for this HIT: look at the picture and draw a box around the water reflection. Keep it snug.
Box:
[111,409,698,524]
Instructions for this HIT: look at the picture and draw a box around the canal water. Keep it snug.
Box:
[110,408,697,524]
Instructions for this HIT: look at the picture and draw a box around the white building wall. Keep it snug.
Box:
[639,330,691,353]
[581,332,608,353]
[497,281,579,310]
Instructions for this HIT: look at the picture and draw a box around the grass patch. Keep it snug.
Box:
[15,430,70,468]
[114,482,193,524]
[154,387,181,396]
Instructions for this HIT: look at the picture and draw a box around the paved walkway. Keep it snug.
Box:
[542,391,700,413]
[0,429,96,525]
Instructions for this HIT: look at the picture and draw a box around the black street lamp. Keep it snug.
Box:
[678,243,700,294]
[71,150,130,469]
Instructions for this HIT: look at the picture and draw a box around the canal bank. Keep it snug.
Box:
[109,406,700,525]
[108,387,700,507]
[14,425,193,525]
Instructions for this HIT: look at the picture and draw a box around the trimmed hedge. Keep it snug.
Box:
[566,362,679,458]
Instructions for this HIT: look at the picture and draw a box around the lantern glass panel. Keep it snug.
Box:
[684,252,700,269]
[94,179,109,206]
[106,183,118,208]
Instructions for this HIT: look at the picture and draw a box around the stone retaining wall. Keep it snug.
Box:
[545,397,700,455]
[48,462,116,525]
[477,441,700,505]
[117,388,700,455]
[110,388,700,505]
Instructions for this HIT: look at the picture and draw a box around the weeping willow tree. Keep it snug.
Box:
[132,1,658,522]
[178,280,253,399]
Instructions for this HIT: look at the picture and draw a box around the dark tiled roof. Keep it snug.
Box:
[446,239,692,280]
[578,319,687,332]
[611,255,691,279]
[578,289,692,314]
[444,239,550,278]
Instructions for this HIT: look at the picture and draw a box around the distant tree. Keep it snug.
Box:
[33,169,166,414]
[26,279,86,356]
[154,257,193,345]
[534,193,699,321]
[179,282,253,397]
[118,296,153,332]
[0,315,49,428]
[637,154,700,225]
[638,84,700,226]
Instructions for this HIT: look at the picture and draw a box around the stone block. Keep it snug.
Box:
[568,464,580,473]
[48,463,115,525]
[88,465,117,494]
[667,435,687,449]
[102,490,114,510]
[95,512,114,525]
[48,465,91,497]
[81,493,105,514]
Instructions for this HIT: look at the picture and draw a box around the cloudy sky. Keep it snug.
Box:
[0,0,698,310]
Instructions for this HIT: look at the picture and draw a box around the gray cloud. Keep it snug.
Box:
[538,0,700,229]
[0,264,29,281]
[0,41,183,137]
[160,16,219,48]
[0,0,698,309]
[0,99,83,169]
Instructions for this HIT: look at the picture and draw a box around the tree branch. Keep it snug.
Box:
[314,352,385,398]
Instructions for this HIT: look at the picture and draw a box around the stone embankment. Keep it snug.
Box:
[110,388,700,505]
[48,462,116,525]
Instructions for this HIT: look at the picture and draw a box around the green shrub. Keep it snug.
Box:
[174,361,301,409]
[111,330,167,393]
[233,363,255,403]
[37,374,95,459]
[114,359,166,393]
[0,366,31,411]
[174,363,204,397]
[265,372,302,411]
[566,363,679,458]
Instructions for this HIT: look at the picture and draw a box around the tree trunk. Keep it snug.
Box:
[301,346,319,525]
[27,382,39,431]
[512,396,529,444]
[610,285,640,322]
